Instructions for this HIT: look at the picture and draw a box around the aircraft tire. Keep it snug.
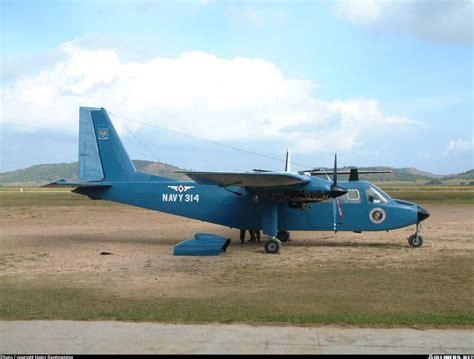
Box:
[277,230,290,242]
[265,239,281,254]
[408,234,423,248]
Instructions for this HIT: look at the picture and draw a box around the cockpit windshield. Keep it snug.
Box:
[366,185,391,204]
[374,185,392,200]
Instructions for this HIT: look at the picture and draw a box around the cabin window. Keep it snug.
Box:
[339,189,361,203]
[366,187,389,204]
[347,189,360,201]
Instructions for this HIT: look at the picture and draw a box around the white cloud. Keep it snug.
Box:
[227,6,288,27]
[443,138,474,157]
[0,39,417,156]
[334,0,473,44]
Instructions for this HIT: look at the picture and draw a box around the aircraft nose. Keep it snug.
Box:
[417,205,430,222]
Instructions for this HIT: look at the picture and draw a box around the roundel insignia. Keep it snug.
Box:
[369,208,386,224]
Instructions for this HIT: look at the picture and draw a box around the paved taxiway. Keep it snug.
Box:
[1,321,472,354]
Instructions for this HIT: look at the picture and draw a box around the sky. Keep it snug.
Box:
[0,0,473,174]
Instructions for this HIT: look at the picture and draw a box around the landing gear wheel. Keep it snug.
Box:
[265,239,281,254]
[408,234,423,248]
[276,230,290,242]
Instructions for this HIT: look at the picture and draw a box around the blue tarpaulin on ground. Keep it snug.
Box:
[173,233,231,256]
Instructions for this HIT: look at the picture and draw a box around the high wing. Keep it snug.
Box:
[176,171,311,188]
[300,169,392,175]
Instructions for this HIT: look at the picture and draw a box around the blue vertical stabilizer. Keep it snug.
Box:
[78,107,136,181]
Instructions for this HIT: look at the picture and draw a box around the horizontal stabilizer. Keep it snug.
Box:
[176,171,310,188]
[41,179,112,188]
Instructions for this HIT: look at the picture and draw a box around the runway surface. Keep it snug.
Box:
[1,321,472,354]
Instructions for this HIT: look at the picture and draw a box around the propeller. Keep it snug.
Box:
[330,154,348,199]
[330,154,347,232]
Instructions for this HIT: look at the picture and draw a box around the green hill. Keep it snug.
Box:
[342,166,433,182]
[0,161,472,186]
[0,163,79,186]
[310,166,473,183]
[443,169,474,180]
[0,160,187,186]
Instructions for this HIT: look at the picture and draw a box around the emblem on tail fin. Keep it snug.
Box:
[97,126,109,140]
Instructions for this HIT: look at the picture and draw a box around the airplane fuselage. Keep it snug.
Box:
[75,178,419,233]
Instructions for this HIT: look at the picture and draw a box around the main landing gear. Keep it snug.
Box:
[264,231,291,254]
[408,222,424,248]
[264,237,282,254]
[276,230,290,242]
[240,229,290,253]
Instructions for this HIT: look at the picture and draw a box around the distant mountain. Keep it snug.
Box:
[314,166,474,183]
[0,163,79,186]
[398,167,444,179]
[338,166,436,182]
[443,169,474,180]
[0,160,187,186]
[0,161,472,186]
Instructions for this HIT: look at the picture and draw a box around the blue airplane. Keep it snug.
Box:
[45,107,430,254]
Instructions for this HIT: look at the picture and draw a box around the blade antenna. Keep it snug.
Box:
[322,169,331,182]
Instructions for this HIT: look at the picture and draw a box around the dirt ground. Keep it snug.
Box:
[1,198,472,299]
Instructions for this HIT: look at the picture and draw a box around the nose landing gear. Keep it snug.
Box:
[408,222,424,248]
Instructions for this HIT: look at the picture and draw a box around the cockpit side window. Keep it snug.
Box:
[340,189,361,203]
[347,189,360,201]
[366,187,389,204]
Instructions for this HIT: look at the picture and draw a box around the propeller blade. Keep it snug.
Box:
[329,153,347,198]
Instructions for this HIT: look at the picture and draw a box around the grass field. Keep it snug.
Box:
[0,187,473,327]
[378,184,474,204]
[1,257,472,326]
